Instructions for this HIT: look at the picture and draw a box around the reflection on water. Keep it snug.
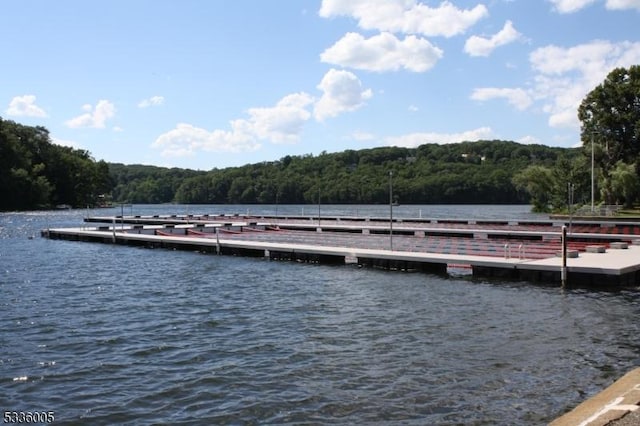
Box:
[1,205,639,425]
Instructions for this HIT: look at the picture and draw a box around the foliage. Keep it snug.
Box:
[578,65,640,204]
[512,165,554,212]
[108,163,201,204]
[3,118,585,210]
[610,161,640,207]
[147,140,575,206]
[0,118,112,211]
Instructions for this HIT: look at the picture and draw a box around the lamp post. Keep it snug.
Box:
[318,176,321,226]
[389,170,393,251]
[591,133,595,214]
[568,182,574,234]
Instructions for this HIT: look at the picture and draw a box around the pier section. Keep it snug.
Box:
[41,214,640,287]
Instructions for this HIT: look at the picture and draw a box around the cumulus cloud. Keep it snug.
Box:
[51,137,82,149]
[6,95,47,117]
[469,40,640,129]
[548,0,640,12]
[321,32,443,72]
[529,40,640,128]
[606,0,640,10]
[153,92,315,157]
[138,96,165,108]
[548,0,597,13]
[152,122,260,157]
[246,93,315,143]
[470,87,533,110]
[65,100,116,129]
[153,70,375,158]
[464,21,522,57]
[314,69,373,121]
[319,0,488,38]
[517,135,542,145]
[385,127,493,148]
[350,130,376,141]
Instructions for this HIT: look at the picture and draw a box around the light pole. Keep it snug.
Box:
[591,133,595,214]
[568,182,574,234]
[389,170,393,251]
[318,176,321,226]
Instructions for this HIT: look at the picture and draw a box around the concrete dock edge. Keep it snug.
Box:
[550,367,640,426]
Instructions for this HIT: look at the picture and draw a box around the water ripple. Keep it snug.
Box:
[2,207,640,424]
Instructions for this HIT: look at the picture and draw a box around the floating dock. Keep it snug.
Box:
[42,214,640,287]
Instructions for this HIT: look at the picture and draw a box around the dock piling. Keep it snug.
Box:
[561,225,567,287]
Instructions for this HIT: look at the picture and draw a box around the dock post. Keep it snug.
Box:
[389,170,393,251]
[112,217,116,243]
[561,225,567,287]
[215,227,220,255]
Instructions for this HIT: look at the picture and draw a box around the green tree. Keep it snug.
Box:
[578,65,640,204]
[0,117,116,210]
[512,165,554,212]
[610,161,639,207]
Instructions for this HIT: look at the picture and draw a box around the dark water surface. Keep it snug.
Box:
[2,205,640,425]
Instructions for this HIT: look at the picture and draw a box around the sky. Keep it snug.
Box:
[1,0,640,171]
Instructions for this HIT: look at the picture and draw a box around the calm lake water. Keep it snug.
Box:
[2,205,640,425]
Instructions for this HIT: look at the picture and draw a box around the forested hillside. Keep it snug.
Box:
[111,141,579,205]
[109,163,202,204]
[1,117,582,210]
[0,118,112,211]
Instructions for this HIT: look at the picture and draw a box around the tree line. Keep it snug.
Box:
[156,141,576,206]
[2,65,637,212]
[0,118,112,211]
[0,117,580,211]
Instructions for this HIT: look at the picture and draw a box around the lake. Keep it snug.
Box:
[1,205,639,425]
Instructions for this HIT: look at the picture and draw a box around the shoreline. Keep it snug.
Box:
[550,367,640,425]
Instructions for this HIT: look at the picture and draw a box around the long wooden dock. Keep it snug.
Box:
[42,214,640,287]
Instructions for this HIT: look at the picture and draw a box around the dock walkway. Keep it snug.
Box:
[41,213,640,287]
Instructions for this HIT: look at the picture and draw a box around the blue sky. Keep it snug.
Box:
[2,0,639,171]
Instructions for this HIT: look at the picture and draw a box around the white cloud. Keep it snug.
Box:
[350,130,376,141]
[606,0,640,10]
[470,87,533,110]
[246,92,315,143]
[314,69,373,121]
[138,96,165,108]
[517,135,542,145]
[65,100,116,129]
[153,92,316,157]
[529,40,640,128]
[51,137,82,149]
[6,95,47,117]
[321,32,443,72]
[464,21,522,57]
[549,0,640,12]
[319,0,489,38]
[408,105,419,112]
[154,71,375,158]
[152,122,260,157]
[470,40,640,129]
[385,127,493,148]
[548,0,597,13]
